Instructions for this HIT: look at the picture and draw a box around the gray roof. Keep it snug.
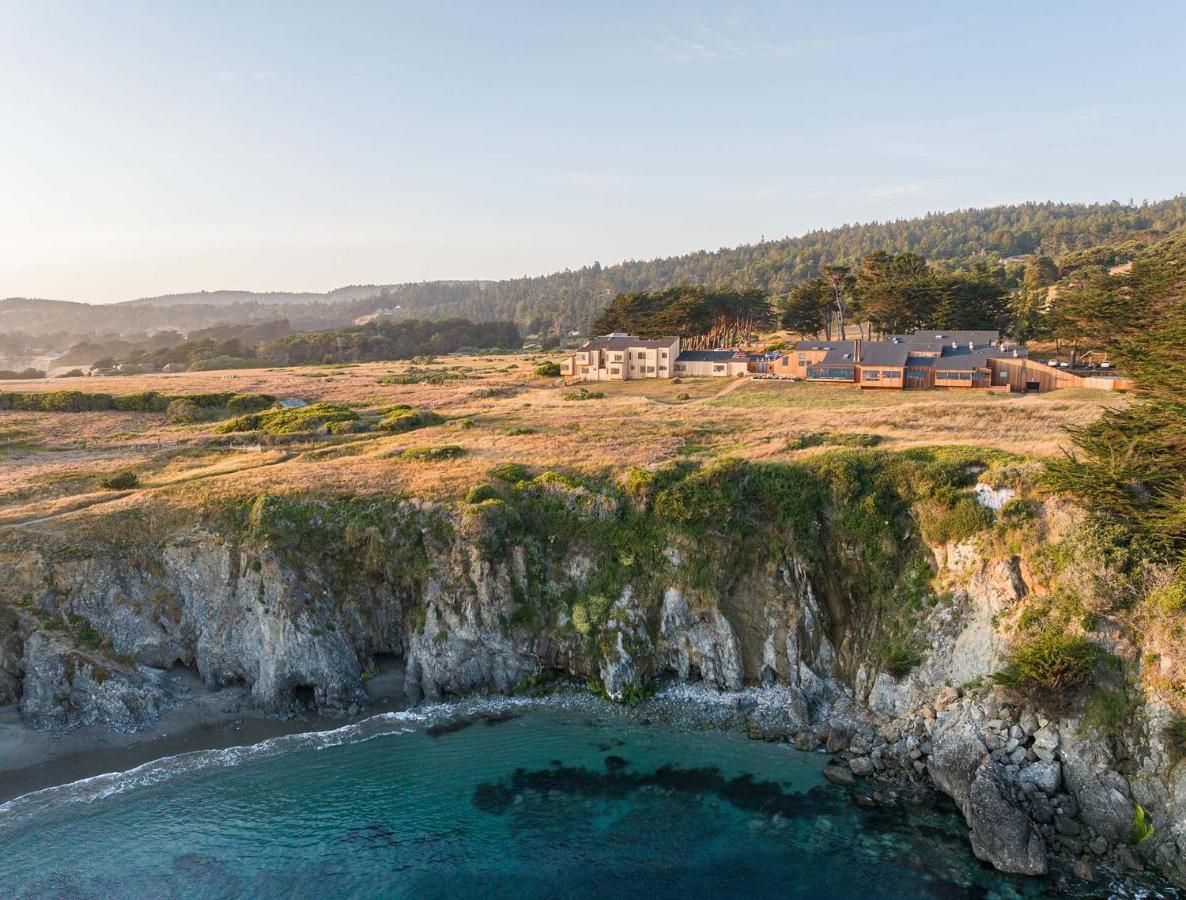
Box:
[932,345,1028,371]
[580,333,678,351]
[819,346,860,365]
[676,350,746,362]
[794,340,855,353]
[909,329,1000,349]
[854,342,910,367]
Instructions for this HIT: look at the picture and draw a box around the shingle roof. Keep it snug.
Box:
[676,350,746,362]
[580,333,678,351]
[819,346,860,365]
[794,340,855,353]
[855,342,910,367]
[909,329,1000,349]
[932,345,1028,371]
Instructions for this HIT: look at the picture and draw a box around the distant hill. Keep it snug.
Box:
[5,197,1185,341]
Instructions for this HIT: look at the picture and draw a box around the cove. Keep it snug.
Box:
[0,695,1148,899]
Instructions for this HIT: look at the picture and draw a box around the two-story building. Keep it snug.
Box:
[562,333,680,381]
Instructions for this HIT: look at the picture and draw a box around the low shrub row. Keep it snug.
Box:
[0,390,274,415]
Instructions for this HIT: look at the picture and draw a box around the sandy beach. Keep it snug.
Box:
[0,664,408,805]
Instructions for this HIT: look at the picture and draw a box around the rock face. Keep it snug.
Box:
[658,588,743,691]
[19,632,169,732]
[2,494,1185,889]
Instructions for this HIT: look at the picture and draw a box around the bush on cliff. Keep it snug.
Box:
[992,628,1104,699]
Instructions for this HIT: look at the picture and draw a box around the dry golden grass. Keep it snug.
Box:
[0,355,1130,527]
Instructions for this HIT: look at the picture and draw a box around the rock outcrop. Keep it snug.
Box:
[1,492,1184,889]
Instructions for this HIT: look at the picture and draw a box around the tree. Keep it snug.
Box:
[1023,255,1059,290]
[819,265,856,339]
[779,279,831,338]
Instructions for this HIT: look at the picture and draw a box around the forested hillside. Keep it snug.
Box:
[361,198,1186,335]
[4,198,1184,345]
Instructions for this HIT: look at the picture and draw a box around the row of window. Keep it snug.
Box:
[935,371,975,381]
[808,366,856,380]
[861,369,901,381]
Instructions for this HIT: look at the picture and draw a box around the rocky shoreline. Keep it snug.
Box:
[2,480,1184,891]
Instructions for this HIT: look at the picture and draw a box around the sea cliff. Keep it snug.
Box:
[2,450,1183,887]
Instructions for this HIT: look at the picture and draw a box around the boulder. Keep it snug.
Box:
[1076,771,1135,844]
[967,762,1048,876]
[1018,761,1062,795]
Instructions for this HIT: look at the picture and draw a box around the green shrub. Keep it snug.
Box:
[991,628,1102,696]
[502,426,535,436]
[400,445,465,462]
[466,484,498,504]
[489,462,531,484]
[535,361,562,377]
[563,388,605,401]
[920,496,994,544]
[1130,803,1155,845]
[885,643,923,679]
[165,399,209,424]
[217,402,360,435]
[1148,574,1186,614]
[111,391,170,412]
[675,392,691,401]
[376,408,445,433]
[227,393,276,414]
[378,369,463,385]
[99,470,139,490]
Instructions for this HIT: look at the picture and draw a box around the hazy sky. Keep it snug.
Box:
[2,1,1183,303]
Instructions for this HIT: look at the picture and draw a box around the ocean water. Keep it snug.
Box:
[0,694,1162,899]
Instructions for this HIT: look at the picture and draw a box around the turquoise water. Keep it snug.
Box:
[0,695,1150,898]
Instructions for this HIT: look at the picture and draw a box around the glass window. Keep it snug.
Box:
[864,370,880,380]
[809,366,855,380]
[883,370,900,379]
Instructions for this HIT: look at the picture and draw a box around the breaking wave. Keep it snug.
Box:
[0,691,601,830]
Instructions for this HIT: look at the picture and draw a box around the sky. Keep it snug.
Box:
[1,1,1184,304]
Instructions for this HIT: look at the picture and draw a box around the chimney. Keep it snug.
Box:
[1012,350,1018,358]
[854,339,861,362]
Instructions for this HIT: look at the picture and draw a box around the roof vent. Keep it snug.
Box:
[951,341,958,348]
[843,353,851,360]
[1012,350,1018,358]
[968,341,974,349]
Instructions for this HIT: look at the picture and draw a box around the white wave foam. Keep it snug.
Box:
[0,691,599,829]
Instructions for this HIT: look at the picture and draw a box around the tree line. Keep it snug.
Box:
[6,198,1185,344]
[261,318,521,366]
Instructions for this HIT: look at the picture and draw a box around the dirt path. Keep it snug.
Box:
[0,450,295,530]
[646,375,753,406]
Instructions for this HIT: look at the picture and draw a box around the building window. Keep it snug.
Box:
[798,353,807,366]
[808,366,855,381]
[883,370,900,379]
[612,353,623,361]
[610,367,620,375]
[864,370,880,381]
[660,351,667,358]
[713,364,725,373]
